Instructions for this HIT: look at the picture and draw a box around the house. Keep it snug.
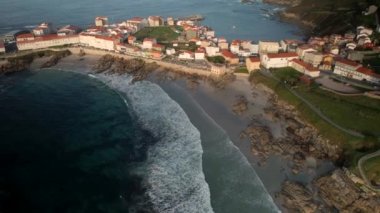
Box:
[128,35,136,45]
[152,43,165,52]
[116,43,139,54]
[33,22,54,36]
[329,34,343,45]
[178,51,194,60]
[261,52,298,69]
[221,50,239,65]
[126,17,148,31]
[280,39,303,52]
[296,45,316,59]
[205,46,220,56]
[344,32,356,42]
[17,34,80,51]
[57,25,81,36]
[205,30,215,38]
[290,59,320,77]
[149,50,164,59]
[167,17,175,26]
[303,52,323,67]
[79,34,115,51]
[148,16,164,27]
[333,58,380,83]
[95,16,108,27]
[0,40,5,54]
[230,40,241,54]
[210,64,227,75]
[142,38,157,49]
[258,41,279,54]
[246,57,260,72]
[357,26,373,36]
[308,37,325,46]
[249,43,259,54]
[195,49,205,60]
[241,40,252,50]
[16,33,35,42]
[166,48,176,55]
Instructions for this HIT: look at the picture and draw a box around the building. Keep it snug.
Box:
[116,43,139,55]
[195,49,205,60]
[79,34,115,51]
[0,40,5,54]
[280,39,303,52]
[296,45,316,59]
[261,52,298,69]
[16,33,35,42]
[128,35,136,45]
[1,30,30,43]
[258,41,280,54]
[333,58,380,84]
[221,50,239,65]
[230,40,241,54]
[126,17,148,31]
[303,52,323,67]
[166,48,176,55]
[152,43,165,52]
[178,51,194,60]
[205,46,219,56]
[148,16,163,27]
[57,25,81,36]
[167,17,175,26]
[290,59,320,77]
[246,57,260,72]
[33,22,54,36]
[210,64,227,75]
[17,34,80,51]
[95,16,108,27]
[142,38,157,49]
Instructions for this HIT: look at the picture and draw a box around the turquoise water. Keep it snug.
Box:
[0,0,301,40]
[0,70,156,212]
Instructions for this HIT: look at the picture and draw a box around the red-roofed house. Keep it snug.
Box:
[152,43,165,52]
[246,57,260,72]
[148,16,163,27]
[128,35,136,45]
[16,33,35,42]
[334,58,380,83]
[261,52,299,69]
[230,40,241,54]
[33,22,54,36]
[57,25,82,36]
[17,34,80,50]
[195,48,205,60]
[142,38,157,49]
[290,59,320,77]
[221,50,239,65]
[0,40,5,54]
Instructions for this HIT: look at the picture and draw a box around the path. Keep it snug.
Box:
[358,150,380,191]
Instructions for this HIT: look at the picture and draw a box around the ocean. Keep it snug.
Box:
[0,0,302,212]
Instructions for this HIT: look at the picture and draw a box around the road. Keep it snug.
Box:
[358,150,380,191]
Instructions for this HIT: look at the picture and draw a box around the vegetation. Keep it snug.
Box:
[169,41,198,52]
[363,156,380,185]
[235,66,249,74]
[206,56,225,64]
[134,26,180,43]
[363,56,380,74]
[249,68,380,165]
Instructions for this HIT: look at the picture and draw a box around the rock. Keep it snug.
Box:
[232,95,248,115]
[278,181,319,213]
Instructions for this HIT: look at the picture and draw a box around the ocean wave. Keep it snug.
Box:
[97,74,214,213]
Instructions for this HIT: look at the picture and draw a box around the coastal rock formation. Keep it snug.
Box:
[40,50,71,68]
[232,95,248,115]
[314,169,380,212]
[0,60,29,74]
[263,0,301,6]
[278,181,320,213]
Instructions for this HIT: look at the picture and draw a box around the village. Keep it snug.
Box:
[0,15,380,90]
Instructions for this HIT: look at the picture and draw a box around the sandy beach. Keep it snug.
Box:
[48,53,336,211]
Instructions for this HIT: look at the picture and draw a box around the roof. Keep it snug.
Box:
[291,59,319,72]
[0,40,4,48]
[94,35,116,41]
[248,56,260,63]
[128,17,144,23]
[356,67,380,78]
[143,38,156,42]
[221,50,237,59]
[17,34,78,44]
[17,33,34,39]
[335,58,360,67]
[267,52,298,59]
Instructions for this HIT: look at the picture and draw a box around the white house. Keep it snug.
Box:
[17,34,80,51]
[333,58,380,84]
[33,22,54,36]
[95,16,108,27]
[57,25,81,36]
[178,51,194,60]
[261,52,298,69]
[258,41,280,54]
[296,45,316,59]
[166,48,176,55]
[303,52,323,67]
[195,49,205,60]
[79,34,115,51]
[142,38,157,49]
[230,40,240,54]
[205,46,220,56]
[210,64,227,75]
[290,59,320,78]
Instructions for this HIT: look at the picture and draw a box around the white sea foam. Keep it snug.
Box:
[97,74,214,213]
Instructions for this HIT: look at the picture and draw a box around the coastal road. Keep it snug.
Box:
[259,69,365,138]
[358,150,380,191]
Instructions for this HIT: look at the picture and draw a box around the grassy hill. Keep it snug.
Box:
[134,26,180,43]
[280,0,380,35]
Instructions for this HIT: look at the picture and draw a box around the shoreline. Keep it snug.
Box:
[48,53,338,211]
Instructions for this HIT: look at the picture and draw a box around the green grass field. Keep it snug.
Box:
[134,26,180,43]
[249,68,380,156]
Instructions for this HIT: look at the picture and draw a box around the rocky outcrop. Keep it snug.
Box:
[232,95,248,115]
[263,0,301,6]
[314,169,380,212]
[278,181,321,213]
[40,50,71,68]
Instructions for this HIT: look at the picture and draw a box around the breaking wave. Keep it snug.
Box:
[96,74,214,213]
